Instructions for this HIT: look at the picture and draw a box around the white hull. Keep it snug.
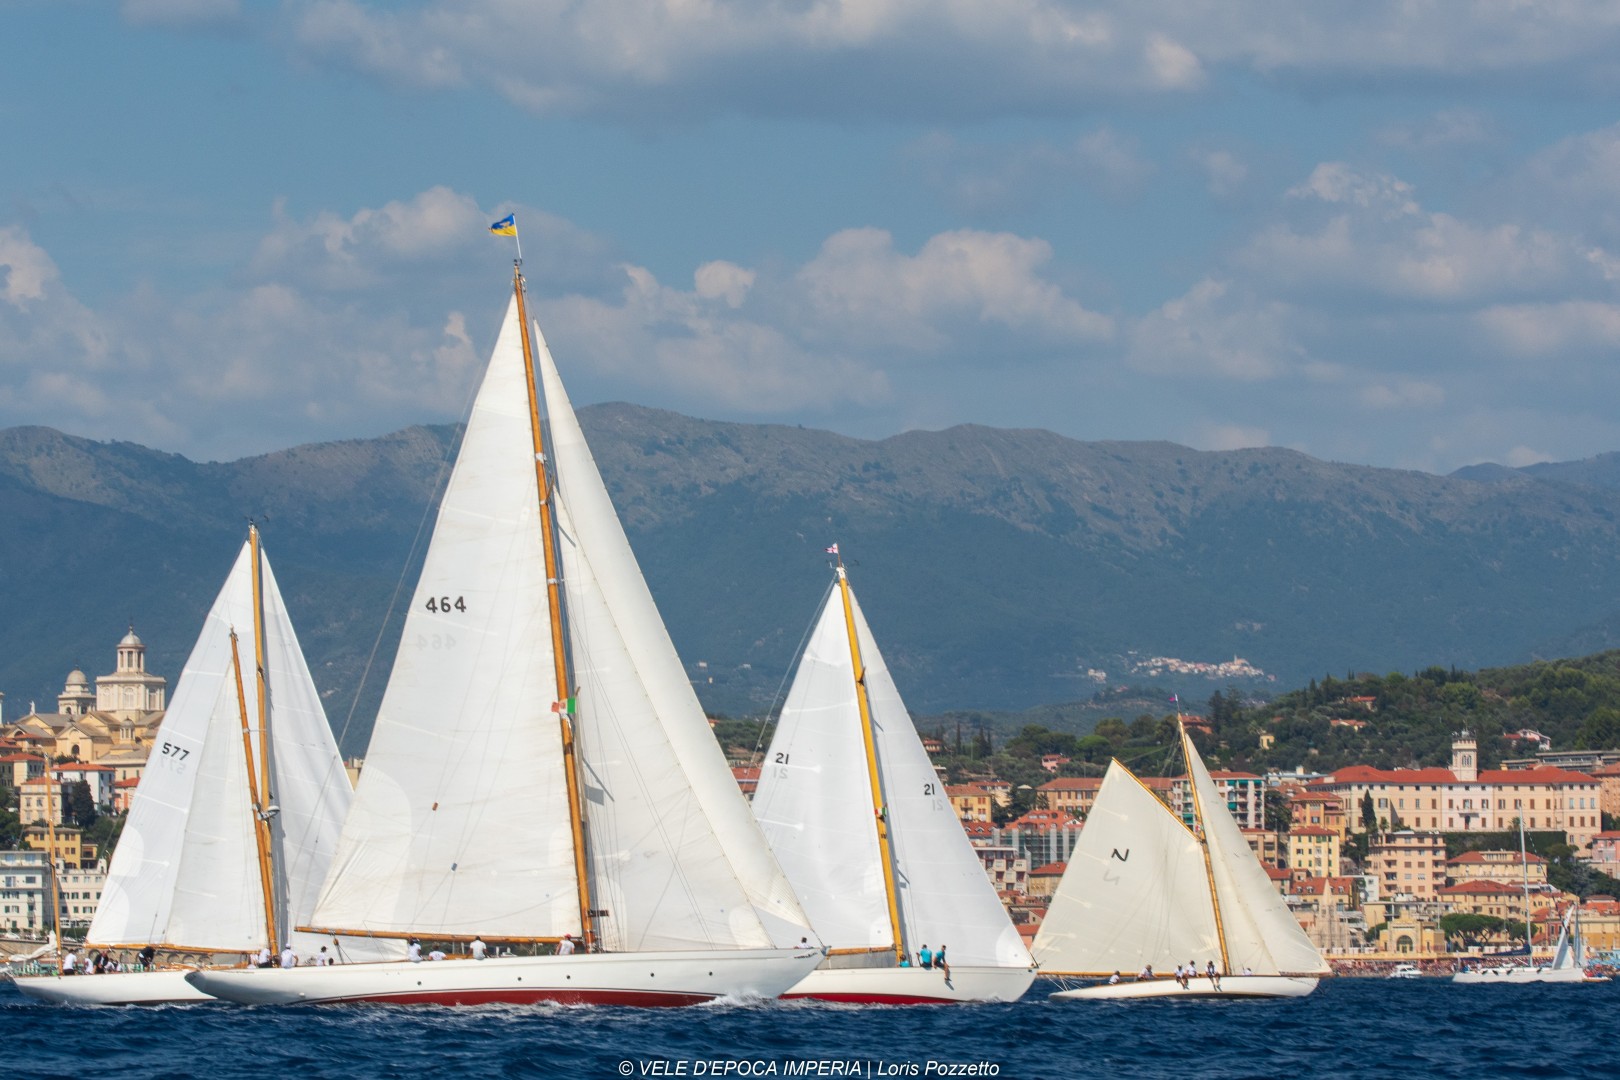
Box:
[1453,965,1608,984]
[13,969,214,1005]
[1049,974,1319,1000]
[782,964,1034,1004]
[186,948,823,1006]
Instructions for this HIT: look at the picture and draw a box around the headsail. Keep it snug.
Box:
[1185,738,1329,976]
[1031,759,1220,975]
[535,318,815,953]
[756,579,1029,967]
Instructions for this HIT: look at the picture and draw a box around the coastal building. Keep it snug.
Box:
[1436,879,1559,920]
[1287,826,1342,879]
[1444,849,1548,887]
[58,861,106,930]
[0,849,52,934]
[1242,827,1282,867]
[22,825,93,869]
[1027,862,1066,901]
[971,843,1029,897]
[1036,776,1102,818]
[1367,830,1447,900]
[947,783,996,823]
[1311,732,1603,848]
[1170,770,1264,830]
[1,628,167,779]
[1591,763,1620,819]
[1286,791,1348,839]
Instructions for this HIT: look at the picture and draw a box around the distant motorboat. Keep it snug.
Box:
[1387,963,1423,979]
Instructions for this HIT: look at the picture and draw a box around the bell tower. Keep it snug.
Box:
[1450,729,1478,783]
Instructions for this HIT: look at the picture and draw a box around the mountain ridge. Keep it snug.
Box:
[5,411,1620,754]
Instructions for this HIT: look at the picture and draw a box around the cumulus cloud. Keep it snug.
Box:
[201,3,1620,122]
[1127,278,1302,381]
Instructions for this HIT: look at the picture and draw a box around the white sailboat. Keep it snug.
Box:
[1031,724,1328,999]
[1453,820,1609,985]
[17,529,399,1005]
[188,256,821,1007]
[750,556,1035,1003]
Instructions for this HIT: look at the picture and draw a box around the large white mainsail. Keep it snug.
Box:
[88,536,376,958]
[1031,759,1220,976]
[753,565,1033,1000]
[307,294,815,953]
[309,301,578,940]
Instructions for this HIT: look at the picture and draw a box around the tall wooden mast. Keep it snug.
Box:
[833,550,908,964]
[42,754,64,967]
[511,260,596,950]
[232,626,278,951]
[1181,720,1231,973]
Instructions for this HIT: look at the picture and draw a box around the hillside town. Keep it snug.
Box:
[4,630,1620,975]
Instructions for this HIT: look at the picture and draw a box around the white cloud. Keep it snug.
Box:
[906,128,1155,214]
[1358,380,1445,409]
[794,227,1112,350]
[1191,148,1248,199]
[1504,445,1555,468]
[1476,300,1620,355]
[1127,278,1301,381]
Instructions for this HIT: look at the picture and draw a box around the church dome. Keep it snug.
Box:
[120,628,143,647]
[65,668,89,688]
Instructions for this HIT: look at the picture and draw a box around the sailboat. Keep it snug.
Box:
[1031,723,1329,999]
[16,528,399,1005]
[187,256,822,1007]
[1453,819,1608,985]
[750,555,1035,1003]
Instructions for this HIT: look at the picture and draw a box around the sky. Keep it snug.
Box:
[6,2,1620,474]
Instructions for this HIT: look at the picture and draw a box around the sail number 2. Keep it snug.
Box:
[425,595,467,613]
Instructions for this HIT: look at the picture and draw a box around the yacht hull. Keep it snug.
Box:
[782,964,1034,1004]
[1453,965,1608,984]
[13,969,214,1005]
[185,948,823,1006]
[1049,975,1319,1000]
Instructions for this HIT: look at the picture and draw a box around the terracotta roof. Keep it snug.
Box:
[1438,880,1524,896]
[1263,865,1291,880]
[1289,826,1338,838]
[1208,770,1261,780]
[1327,766,1457,784]
[1037,777,1102,792]
[1030,862,1068,876]
[1477,767,1597,784]
[1287,792,1342,804]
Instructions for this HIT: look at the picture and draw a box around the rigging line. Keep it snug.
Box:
[749,575,837,765]
[334,415,472,757]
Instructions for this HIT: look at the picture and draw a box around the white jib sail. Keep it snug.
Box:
[752,584,895,952]
[310,297,580,941]
[1186,741,1328,976]
[853,591,1033,969]
[1030,760,1220,976]
[92,539,376,956]
[534,317,816,953]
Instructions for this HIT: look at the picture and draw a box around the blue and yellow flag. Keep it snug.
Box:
[489,214,517,236]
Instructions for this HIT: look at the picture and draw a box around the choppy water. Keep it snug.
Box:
[3,976,1614,1080]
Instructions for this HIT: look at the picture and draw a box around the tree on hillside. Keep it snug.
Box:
[62,780,97,830]
[1093,718,1128,747]
[1360,791,1378,835]
[1264,789,1292,833]
[1576,707,1620,750]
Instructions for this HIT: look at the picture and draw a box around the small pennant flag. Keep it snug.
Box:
[825,543,839,555]
[489,214,517,236]
[1169,693,1179,704]
[551,698,576,715]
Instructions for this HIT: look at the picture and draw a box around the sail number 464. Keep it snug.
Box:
[425,595,467,613]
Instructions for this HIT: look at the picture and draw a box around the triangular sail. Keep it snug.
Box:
[1031,759,1220,975]
[535,319,815,953]
[752,585,895,951]
[1186,739,1329,975]
[865,596,1031,967]
[309,298,579,940]
[90,540,379,956]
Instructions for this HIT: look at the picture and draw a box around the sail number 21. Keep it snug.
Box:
[425,596,467,613]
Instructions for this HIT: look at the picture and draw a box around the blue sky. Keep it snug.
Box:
[7,1,1620,473]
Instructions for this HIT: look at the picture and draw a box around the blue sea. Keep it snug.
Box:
[3,977,1613,1080]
